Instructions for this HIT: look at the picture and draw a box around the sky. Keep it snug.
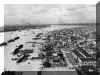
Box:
[4,4,96,25]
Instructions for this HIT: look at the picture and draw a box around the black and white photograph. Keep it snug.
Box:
[0,4,97,75]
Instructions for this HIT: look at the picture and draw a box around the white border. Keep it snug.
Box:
[0,0,98,4]
[0,4,4,75]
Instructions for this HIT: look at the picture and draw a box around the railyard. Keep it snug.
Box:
[0,25,96,71]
